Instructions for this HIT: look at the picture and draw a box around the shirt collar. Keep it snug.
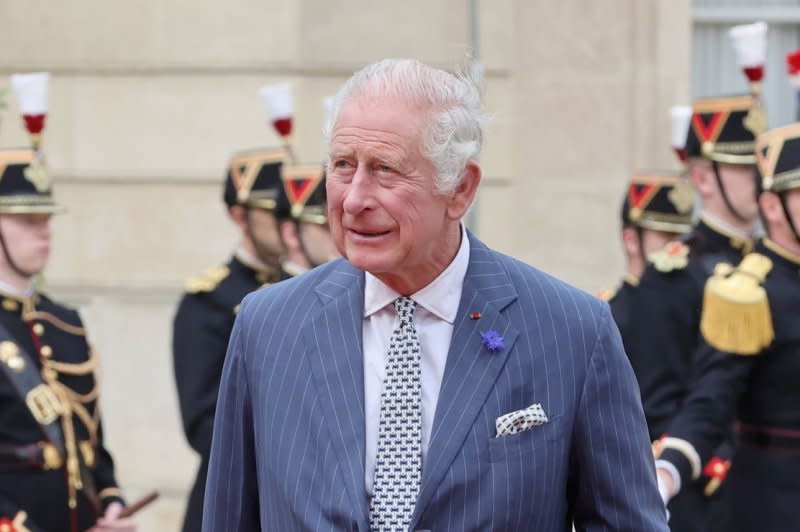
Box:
[699,211,751,240]
[364,224,470,323]
[0,279,35,298]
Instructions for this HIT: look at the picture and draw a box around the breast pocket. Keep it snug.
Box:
[487,416,563,463]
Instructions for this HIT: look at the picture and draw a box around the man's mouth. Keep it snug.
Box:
[347,228,392,239]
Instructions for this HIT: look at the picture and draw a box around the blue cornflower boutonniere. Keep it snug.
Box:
[480,330,505,352]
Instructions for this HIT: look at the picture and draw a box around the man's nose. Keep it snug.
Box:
[342,166,375,214]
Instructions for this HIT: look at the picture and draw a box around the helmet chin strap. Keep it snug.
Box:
[711,160,751,224]
[0,225,36,279]
[634,227,647,266]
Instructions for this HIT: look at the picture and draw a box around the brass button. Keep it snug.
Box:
[2,299,18,312]
[7,356,25,372]
[40,345,53,358]
[41,442,63,470]
[32,323,45,336]
[0,341,19,360]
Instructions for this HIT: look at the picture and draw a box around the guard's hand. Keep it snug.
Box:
[87,502,137,531]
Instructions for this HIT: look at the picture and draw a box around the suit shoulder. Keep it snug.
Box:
[239,259,344,315]
[490,250,610,319]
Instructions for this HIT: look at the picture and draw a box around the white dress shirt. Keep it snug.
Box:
[363,224,470,495]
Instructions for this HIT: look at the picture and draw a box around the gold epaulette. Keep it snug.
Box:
[185,265,230,294]
[700,253,774,355]
[649,241,689,273]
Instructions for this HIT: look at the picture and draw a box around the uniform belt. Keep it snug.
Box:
[738,423,800,454]
[0,442,63,471]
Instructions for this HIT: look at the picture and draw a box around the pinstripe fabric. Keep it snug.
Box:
[202,233,668,531]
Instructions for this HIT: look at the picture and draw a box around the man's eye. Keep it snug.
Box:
[378,165,394,173]
[333,160,350,169]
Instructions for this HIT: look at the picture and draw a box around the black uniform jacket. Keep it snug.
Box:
[0,290,123,532]
[625,217,750,439]
[661,239,800,532]
[173,255,290,532]
[618,217,749,532]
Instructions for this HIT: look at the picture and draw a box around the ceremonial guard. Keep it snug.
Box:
[624,91,765,531]
[281,164,338,269]
[172,145,294,532]
[655,121,800,532]
[605,171,694,360]
[0,73,133,531]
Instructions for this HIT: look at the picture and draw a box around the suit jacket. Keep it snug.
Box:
[203,234,667,531]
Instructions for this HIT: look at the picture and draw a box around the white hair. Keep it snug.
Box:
[323,59,487,194]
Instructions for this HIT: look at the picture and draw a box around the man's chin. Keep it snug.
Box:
[344,251,392,275]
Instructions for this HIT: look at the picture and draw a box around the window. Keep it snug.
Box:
[693,0,800,126]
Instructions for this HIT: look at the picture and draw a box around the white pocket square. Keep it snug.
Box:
[495,403,549,438]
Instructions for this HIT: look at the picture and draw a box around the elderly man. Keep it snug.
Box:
[202,59,667,532]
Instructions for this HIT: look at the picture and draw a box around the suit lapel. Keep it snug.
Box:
[411,236,519,526]
[303,261,370,530]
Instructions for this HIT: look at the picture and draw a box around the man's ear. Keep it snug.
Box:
[621,227,641,258]
[759,191,781,226]
[228,205,248,230]
[688,159,715,200]
[446,160,482,220]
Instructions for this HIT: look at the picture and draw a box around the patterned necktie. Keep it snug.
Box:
[369,296,422,532]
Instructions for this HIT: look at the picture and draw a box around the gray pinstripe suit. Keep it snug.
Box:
[202,233,668,531]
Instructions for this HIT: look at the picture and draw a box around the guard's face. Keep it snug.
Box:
[246,208,284,265]
[0,213,52,277]
[642,229,683,259]
[326,94,467,288]
[718,163,759,223]
[298,221,339,267]
[786,189,800,231]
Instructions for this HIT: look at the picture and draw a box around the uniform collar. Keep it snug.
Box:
[761,238,800,275]
[697,212,752,253]
[623,272,640,287]
[364,224,470,324]
[0,280,38,313]
[234,247,280,284]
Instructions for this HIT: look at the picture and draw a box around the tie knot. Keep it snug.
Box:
[394,296,416,322]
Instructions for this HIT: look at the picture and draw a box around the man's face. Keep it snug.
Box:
[784,189,800,237]
[717,162,759,222]
[298,221,339,267]
[0,213,52,277]
[246,208,284,265]
[327,94,467,286]
[642,229,683,259]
